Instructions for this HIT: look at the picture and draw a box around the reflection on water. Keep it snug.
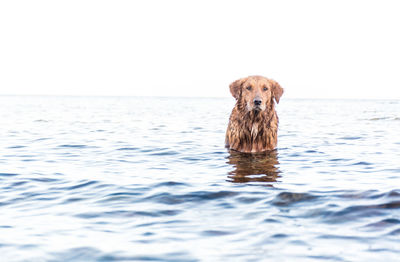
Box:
[227,150,281,183]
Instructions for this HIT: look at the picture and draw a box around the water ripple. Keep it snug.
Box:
[2,97,400,262]
[271,192,318,206]
[364,218,400,229]
[75,209,181,219]
[57,144,89,148]
[0,173,19,177]
[145,191,239,205]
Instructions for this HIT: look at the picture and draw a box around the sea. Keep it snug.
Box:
[1,96,400,261]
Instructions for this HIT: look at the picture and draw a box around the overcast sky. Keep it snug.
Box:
[1,0,399,99]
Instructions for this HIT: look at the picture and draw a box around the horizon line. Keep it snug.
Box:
[0,94,399,101]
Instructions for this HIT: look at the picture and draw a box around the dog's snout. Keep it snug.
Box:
[254,98,262,106]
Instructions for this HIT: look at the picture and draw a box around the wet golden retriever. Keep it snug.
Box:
[225,76,284,153]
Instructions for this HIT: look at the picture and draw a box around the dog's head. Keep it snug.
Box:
[229,76,284,112]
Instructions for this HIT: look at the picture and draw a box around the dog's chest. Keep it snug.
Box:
[250,123,259,138]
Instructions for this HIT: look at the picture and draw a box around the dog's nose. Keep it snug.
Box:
[254,99,262,106]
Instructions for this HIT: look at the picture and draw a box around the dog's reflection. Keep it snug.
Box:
[227,150,280,183]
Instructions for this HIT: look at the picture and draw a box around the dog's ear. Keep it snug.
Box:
[229,78,246,100]
[271,80,284,104]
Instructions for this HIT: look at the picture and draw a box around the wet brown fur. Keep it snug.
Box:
[225,76,284,153]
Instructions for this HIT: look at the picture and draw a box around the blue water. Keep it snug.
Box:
[1,96,400,261]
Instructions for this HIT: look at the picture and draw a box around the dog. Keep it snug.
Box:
[225,75,284,153]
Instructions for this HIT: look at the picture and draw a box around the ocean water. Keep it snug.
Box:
[1,96,400,261]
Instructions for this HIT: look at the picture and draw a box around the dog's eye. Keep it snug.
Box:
[263,87,268,91]
[246,86,252,91]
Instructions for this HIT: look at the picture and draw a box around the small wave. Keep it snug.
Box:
[271,233,289,238]
[304,150,322,154]
[33,119,50,122]
[364,218,400,229]
[236,196,264,204]
[329,158,351,162]
[7,145,26,149]
[51,180,99,192]
[154,181,189,187]
[75,209,181,219]
[51,247,195,262]
[67,181,98,190]
[308,254,351,261]
[179,156,206,161]
[149,150,180,156]
[33,137,50,142]
[319,201,400,223]
[0,173,18,177]
[369,117,400,121]
[263,218,281,223]
[116,147,139,151]
[335,190,378,199]
[339,136,362,140]
[388,228,400,235]
[202,230,232,236]
[11,181,27,187]
[50,247,104,262]
[96,191,143,204]
[271,192,318,206]
[369,117,391,121]
[58,144,88,148]
[145,191,239,205]
[386,190,400,197]
[352,161,373,166]
[336,190,400,200]
[30,176,61,183]
[139,147,180,156]
[91,129,106,132]
[62,197,87,204]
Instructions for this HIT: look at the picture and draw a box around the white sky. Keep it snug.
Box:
[1,0,399,99]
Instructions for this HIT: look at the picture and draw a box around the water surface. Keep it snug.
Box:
[1,96,400,261]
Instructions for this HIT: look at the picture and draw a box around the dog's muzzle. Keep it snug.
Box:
[254,98,262,106]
